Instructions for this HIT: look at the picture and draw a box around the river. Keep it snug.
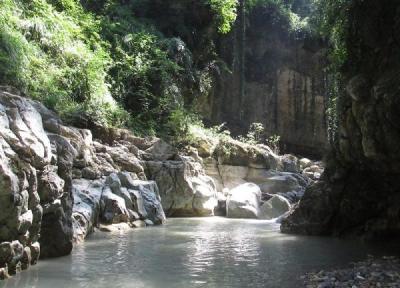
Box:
[1,218,397,288]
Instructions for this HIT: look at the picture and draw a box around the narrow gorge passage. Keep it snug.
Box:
[0,0,400,287]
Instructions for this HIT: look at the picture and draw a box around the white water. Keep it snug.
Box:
[1,218,397,288]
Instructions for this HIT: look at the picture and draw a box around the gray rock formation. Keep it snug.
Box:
[281,1,400,238]
[201,139,311,202]
[0,91,73,278]
[144,158,218,217]
[0,91,173,279]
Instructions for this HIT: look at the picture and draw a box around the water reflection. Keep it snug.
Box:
[1,218,398,288]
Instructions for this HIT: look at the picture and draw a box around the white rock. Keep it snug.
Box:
[226,183,261,219]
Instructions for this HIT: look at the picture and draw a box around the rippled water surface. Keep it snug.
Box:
[2,218,398,288]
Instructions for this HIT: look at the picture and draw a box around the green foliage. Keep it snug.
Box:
[0,0,126,127]
[238,122,265,145]
[0,0,210,133]
[309,0,351,146]
[247,0,314,36]
[236,122,281,153]
[207,0,238,34]
[266,134,281,154]
[310,0,349,67]
[164,108,195,143]
[247,122,264,143]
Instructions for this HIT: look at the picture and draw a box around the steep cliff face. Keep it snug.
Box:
[282,0,400,238]
[198,5,328,157]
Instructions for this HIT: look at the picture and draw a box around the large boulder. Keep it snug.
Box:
[72,173,166,242]
[226,183,261,219]
[259,195,291,220]
[144,158,217,216]
[117,174,166,225]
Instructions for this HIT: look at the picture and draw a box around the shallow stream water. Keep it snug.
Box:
[1,218,398,288]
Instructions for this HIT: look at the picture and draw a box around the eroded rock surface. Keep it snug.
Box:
[144,158,218,216]
[282,1,400,238]
[0,91,176,279]
[0,91,72,278]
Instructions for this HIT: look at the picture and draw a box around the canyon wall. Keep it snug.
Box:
[282,0,400,238]
[197,5,329,157]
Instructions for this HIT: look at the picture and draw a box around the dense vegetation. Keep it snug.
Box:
[0,0,240,135]
[308,0,351,147]
[0,0,345,144]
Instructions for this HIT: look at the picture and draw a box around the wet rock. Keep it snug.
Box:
[0,267,9,280]
[71,179,103,242]
[99,223,131,233]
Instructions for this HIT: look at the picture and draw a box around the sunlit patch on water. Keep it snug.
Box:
[2,218,398,288]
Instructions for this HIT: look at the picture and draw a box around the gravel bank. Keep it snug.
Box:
[303,257,400,288]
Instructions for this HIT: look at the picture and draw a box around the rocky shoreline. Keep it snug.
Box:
[0,90,322,280]
[303,257,400,288]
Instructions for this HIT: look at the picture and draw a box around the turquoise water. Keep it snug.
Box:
[1,218,397,288]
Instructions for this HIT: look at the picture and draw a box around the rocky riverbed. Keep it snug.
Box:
[303,257,400,288]
[0,89,322,280]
